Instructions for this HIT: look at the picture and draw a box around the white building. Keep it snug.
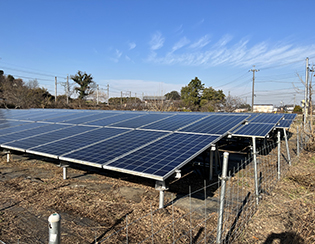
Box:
[253,104,274,113]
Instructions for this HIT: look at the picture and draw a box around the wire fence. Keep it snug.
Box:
[92,125,305,244]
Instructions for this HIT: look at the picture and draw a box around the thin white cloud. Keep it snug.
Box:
[128,42,136,50]
[189,35,211,49]
[147,35,315,69]
[111,49,123,63]
[171,37,190,52]
[150,31,165,50]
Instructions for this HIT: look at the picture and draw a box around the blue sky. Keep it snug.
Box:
[1,0,315,106]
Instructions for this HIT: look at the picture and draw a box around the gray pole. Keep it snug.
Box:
[48,213,61,244]
[250,66,259,112]
[304,57,309,129]
[55,76,57,103]
[209,146,215,180]
[277,130,281,180]
[107,84,109,104]
[252,137,259,205]
[66,75,69,104]
[121,91,123,105]
[97,84,99,105]
[283,128,291,165]
[216,152,229,244]
[297,126,300,157]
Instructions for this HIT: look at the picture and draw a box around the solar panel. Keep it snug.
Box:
[0,122,47,136]
[178,114,248,135]
[140,114,208,131]
[62,112,120,125]
[232,123,275,138]
[0,124,70,145]
[85,113,145,126]
[249,114,283,124]
[60,130,169,168]
[27,127,131,158]
[43,111,98,123]
[110,113,173,128]
[2,125,95,152]
[104,133,220,181]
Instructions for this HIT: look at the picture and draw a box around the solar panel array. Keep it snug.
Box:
[0,109,295,181]
[232,113,284,138]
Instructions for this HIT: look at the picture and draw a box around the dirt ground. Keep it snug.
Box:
[0,149,314,243]
[236,152,315,244]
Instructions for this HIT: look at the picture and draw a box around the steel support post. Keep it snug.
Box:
[216,152,229,244]
[48,213,61,244]
[283,128,291,165]
[297,126,300,157]
[6,151,10,163]
[252,137,259,206]
[209,146,215,180]
[155,181,168,209]
[277,130,281,180]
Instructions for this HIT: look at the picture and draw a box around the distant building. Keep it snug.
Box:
[143,96,166,103]
[253,104,274,113]
[285,104,294,113]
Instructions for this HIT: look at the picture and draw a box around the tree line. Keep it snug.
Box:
[0,70,250,111]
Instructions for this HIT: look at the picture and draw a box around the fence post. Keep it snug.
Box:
[252,137,259,206]
[277,130,281,180]
[297,126,300,157]
[216,152,229,244]
[48,213,61,244]
[283,128,291,166]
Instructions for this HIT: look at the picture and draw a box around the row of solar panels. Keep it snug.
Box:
[0,109,296,181]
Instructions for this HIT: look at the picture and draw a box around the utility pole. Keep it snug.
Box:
[55,76,57,103]
[96,84,99,105]
[250,65,259,112]
[309,65,314,133]
[304,57,309,128]
[107,84,109,104]
[66,75,69,104]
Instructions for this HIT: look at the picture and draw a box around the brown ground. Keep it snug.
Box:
[0,149,314,243]
[236,152,315,244]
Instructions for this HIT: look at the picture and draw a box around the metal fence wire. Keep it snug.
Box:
[90,125,305,244]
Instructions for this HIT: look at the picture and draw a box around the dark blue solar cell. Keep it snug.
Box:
[60,130,168,166]
[3,125,95,151]
[63,112,119,125]
[0,122,48,136]
[233,123,275,137]
[141,114,208,131]
[44,111,99,123]
[28,127,131,156]
[85,113,146,126]
[179,114,248,135]
[104,133,219,180]
[0,124,70,145]
[111,113,172,128]
[277,119,294,128]
[249,114,283,124]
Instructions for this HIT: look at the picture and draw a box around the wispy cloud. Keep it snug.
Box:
[147,35,315,68]
[171,37,190,52]
[189,35,211,49]
[111,49,122,62]
[128,42,136,50]
[149,31,165,50]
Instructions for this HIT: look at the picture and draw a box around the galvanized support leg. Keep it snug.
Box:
[62,165,69,180]
[48,213,61,244]
[283,128,291,166]
[297,126,300,157]
[216,152,229,244]
[155,181,168,209]
[277,130,281,180]
[6,151,10,163]
[252,137,259,206]
[209,146,215,180]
